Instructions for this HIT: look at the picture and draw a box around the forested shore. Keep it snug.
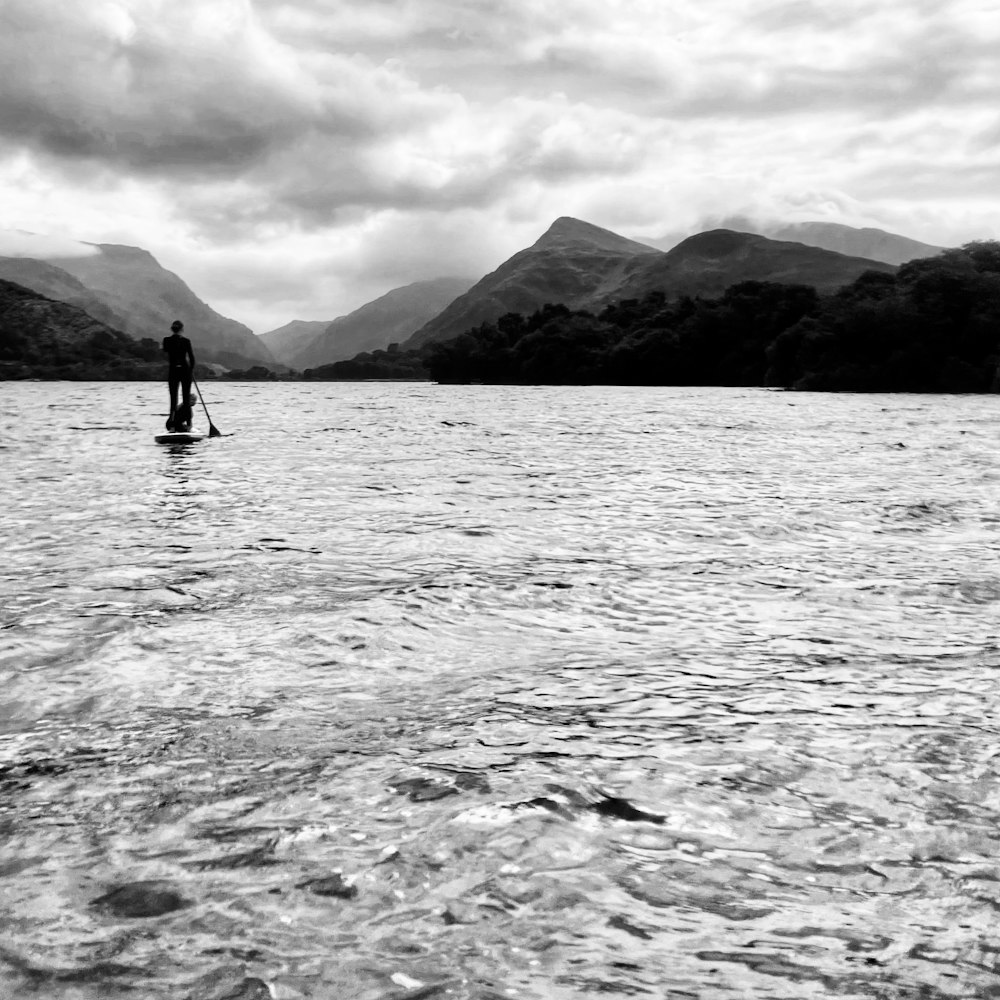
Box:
[407,241,1000,392]
[5,242,1000,391]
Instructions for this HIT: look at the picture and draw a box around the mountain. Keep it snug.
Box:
[401,219,896,351]
[0,277,161,378]
[401,218,660,350]
[0,256,126,330]
[259,320,330,366]
[3,244,274,368]
[292,276,475,369]
[648,220,944,266]
[50,244,275,367]
[612,230,897,302]
[761,222,945,266]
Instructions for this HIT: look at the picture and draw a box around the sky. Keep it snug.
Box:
[1,0,998,334]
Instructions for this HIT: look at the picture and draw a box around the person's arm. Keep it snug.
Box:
[186,340,195,370]
[162,337,170,354]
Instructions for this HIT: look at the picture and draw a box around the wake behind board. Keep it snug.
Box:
[155,429,206,444]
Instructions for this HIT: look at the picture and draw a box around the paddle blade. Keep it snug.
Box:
[208,423,222,438]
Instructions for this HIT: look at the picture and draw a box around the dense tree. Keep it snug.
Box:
[303,348,431,381]
[768,243,1000,391]
[416,243,1000,392]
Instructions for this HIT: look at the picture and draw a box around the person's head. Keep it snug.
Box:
[170,320,184,334]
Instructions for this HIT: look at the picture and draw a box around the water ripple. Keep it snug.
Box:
[1,383,1000,998]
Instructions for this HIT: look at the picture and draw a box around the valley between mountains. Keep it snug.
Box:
[6,215,996,394]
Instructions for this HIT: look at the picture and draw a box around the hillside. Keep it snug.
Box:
[260,320,331,366]
[763,222,944,266]
[0,277,161,379]
[18,244,275,368]
[401,219,896,352]
[401,218,660,350]
[0,256,126,329]
[648,220,944,265]
[293,276,475,369]
[612,230,896,302]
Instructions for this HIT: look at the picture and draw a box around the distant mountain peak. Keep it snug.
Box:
[55,243,160,268]
[763,221,945,265]
[670,229,767,257]
[285,275,476,369]
[91,243,157,260]
[532,217,659,256]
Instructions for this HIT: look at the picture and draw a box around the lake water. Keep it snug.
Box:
[2,381,1000,999]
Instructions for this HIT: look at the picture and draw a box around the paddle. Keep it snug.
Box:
[192,377,222,437]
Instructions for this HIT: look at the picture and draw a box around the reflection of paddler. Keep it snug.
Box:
[162,319,195,431]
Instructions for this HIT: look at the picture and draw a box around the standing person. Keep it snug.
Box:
[163,319,195,430]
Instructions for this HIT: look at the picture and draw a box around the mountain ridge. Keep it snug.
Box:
[0,256,128,330]
[401,218,896,351]
[0,276,161,378]
[292,276,476,369]
[531,216,659,255]
[1,243,274,368]
[260,320,330,364]
[612,229,897,302]
[764,221,944,266]
[403,219,660,350]
[647,219,945,265]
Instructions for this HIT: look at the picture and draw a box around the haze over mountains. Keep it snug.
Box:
[0,277,161,378]
[648,220,945,264]
[1,217,951,377]
[761,222,944,266]
[259,320,329,364]
[264,277,474,369]
[0,244,274,368]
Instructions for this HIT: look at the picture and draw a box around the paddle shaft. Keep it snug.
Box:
[192,376,222,437]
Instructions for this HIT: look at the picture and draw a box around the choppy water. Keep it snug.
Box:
[2,381,1000,999]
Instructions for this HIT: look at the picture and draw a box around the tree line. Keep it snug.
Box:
[306,242,1000,391]
[6,242,999,390]
[421,242,1000,391]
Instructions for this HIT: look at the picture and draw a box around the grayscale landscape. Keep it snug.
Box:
[1,3,999,999]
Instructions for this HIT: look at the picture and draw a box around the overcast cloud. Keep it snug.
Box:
[0,0,998,332]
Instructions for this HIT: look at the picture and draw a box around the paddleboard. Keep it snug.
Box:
[155,429,206,444]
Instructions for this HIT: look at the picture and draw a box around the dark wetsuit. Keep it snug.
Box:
[163,333,195,429]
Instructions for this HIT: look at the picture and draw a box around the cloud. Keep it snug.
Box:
[0,0,457,175]
[164,205,530,334]
[0,229,100,259]
[1,0,998,332]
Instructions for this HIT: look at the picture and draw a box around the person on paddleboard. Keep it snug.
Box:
[163,319,195,431]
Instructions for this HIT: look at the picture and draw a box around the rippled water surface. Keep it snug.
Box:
[2,381,1000,999]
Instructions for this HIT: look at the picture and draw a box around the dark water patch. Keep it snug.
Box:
[240,538,321,554]
[607,914,654,940]
[296,873,358,899]
[90,881,191,918]
[590,794,665,824]
[0,757,71,783]
[188,841,279,871]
